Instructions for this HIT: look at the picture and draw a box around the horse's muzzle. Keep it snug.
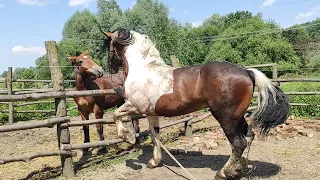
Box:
[89,66,104,78]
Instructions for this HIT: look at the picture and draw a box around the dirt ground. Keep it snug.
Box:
[0,112,319,180]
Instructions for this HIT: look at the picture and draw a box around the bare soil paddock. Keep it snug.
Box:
[0,112,319,180]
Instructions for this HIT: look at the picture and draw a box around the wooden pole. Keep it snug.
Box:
[184,121,192,137]
[7,67,14,124]
[272,64,279,86]
[45,40,75,178]
[0,117,69,133]
[170,55,180,68]
[0,151,76,164]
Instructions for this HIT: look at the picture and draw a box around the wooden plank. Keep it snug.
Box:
[253,92,320,97]
[12,79,75,83]
[188,112,212,125]
[14,100,75,107]
[0,89,116,102]
[271,78,320,82]
[0,117,69,133]
[0,151,76,164]
[0,110,55,113]
[60,118,131,128]
[244,63,277,68]
[46,40,75,178]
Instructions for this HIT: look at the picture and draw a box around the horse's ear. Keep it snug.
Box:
[103,32,115,40]
[82,50,89,56]
[67,56,77,63]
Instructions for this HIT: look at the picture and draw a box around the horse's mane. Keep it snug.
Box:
[133,31,167,66]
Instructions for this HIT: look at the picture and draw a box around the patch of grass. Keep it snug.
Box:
[280,81,320,117]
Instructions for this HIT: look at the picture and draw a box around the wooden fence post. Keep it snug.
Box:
[45,41,75,178]
[170,55,180,68]
[272,64,280,86]
[7,67,14,124]
[184,121,193,138]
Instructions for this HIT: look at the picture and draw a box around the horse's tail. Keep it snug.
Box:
[246,68,290,135]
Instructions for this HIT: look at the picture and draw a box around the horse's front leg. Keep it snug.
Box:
[146,116,162,168]
[93,104,107,154]
[79,109,90,155]
[114,101,140,144]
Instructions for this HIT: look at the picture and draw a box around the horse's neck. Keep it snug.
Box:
[75,74,87,90]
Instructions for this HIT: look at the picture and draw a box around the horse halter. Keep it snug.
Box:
[107,29,135,75]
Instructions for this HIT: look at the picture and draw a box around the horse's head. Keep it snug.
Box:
[67,50,104,78]
[103,29,165,77]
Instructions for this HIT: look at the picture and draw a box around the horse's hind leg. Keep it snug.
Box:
[239,115,255,167]
[93,105,107,154]
[211,110,248,180]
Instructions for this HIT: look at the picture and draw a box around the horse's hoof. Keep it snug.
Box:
[82,149,91,157]
[122,126,137,144]
[218,157,248,180]
[123,133,136,144]
[97,147,108,155]
[146,159,162,169]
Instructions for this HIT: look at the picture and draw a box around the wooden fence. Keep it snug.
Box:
[1,59,319,125]
[0,41,319,178]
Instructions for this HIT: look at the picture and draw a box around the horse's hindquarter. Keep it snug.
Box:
[154,65,208,116]
[155,62,254,117]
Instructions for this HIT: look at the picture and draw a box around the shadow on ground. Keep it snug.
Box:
[125,146,281,180]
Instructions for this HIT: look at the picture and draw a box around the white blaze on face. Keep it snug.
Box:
[123,31,176,115]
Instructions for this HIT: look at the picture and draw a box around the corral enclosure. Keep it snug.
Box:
[0,0,320,179]
[0,40,319,179]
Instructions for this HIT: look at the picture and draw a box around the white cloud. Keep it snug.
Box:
[68,0,95,7]
[192,20,203,28]
[0,4,4,8]
[130,1,136,9]
[260,0,276,9]
[295,6,320,20]
[12,45,46,55]
[18,0,56,7]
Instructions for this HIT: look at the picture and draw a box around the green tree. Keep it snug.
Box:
[0,71,7,78]
[97,0,122,32]
[282,25,310,45]
[205,12,301,70]
[61,9,107,70]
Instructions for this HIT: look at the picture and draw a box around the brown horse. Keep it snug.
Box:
[102,29,290,180]
[67,50,140,154]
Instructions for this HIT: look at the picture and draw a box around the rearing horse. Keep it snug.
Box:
[103,29,290,179]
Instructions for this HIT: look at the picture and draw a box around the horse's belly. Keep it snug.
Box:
[154,93,208,116]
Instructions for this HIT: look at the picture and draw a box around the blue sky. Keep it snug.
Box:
[0,0,319,73]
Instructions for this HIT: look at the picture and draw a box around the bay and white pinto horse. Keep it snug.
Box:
[103,29,290,179]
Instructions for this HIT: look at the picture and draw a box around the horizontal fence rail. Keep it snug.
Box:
[0,89,117,102]
[0,117,70,133]
[0,151,76,164]
[12,79,75,83]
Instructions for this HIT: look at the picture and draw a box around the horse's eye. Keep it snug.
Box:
[79,60,83,64]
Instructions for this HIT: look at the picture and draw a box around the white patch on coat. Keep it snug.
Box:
[83,56,88,58]
[123,31,176,115]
